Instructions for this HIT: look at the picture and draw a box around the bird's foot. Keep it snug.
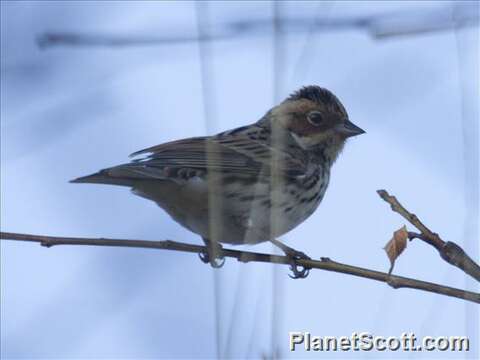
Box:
[270,239,312,279]
[199,239,225,268]
[199,251,225,268]
[286,249,312,279]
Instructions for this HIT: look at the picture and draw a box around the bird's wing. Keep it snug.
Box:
[108,126,307,182]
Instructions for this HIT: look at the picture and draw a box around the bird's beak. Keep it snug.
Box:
[335,119,366,137]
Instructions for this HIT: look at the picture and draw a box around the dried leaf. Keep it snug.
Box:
[384,225,408,274]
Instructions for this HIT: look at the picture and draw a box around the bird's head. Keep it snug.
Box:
[268,85,365,160]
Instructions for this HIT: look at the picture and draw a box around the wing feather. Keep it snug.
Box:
[113,125,306,182]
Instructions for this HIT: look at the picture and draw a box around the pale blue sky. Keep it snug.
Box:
[1,1,478,359]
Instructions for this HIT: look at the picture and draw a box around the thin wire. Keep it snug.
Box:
[194,2,222,358]
[245,287,264,358]
[223,3,289,357]
[195,2,218,134]
[291,1,335,83]
[453,3,479,358]
[270,2,285,358]
[224,263,246,358]
[415,4,480,358]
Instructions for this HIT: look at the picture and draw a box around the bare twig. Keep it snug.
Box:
[377,190,480,282]
[1,231,479,304]
[36,4,478,49]
[36,32,233,49]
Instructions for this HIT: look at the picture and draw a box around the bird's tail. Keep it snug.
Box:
[70,169,134,187]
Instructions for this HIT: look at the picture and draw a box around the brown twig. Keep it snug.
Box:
[35,8,478,50]
[377,190,480,282]
[1,231,479,304]
[36,32,233,49]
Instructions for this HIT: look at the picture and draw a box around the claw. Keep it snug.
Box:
[270,239,312,279]
[199,244,225,269]
[287,252,311,279]
[198,250,210,264]
[288,265,310,279]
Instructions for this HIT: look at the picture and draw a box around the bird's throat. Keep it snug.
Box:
[311,138,345,166]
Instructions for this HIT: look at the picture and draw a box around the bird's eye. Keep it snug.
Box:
[307,111,324,126]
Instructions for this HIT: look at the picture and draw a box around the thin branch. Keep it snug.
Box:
[1,231,479,304]
[377,190,480,282]
[36,5,478,49]
[36,32,233,49]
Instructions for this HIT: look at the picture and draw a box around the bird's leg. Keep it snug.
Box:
[199,237,225,268]
[270,239,311,279]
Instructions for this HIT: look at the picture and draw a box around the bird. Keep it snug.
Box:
[71,85,365,278]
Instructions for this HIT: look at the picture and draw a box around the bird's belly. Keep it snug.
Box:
[263,179,327,239]
[132,173,328,245]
